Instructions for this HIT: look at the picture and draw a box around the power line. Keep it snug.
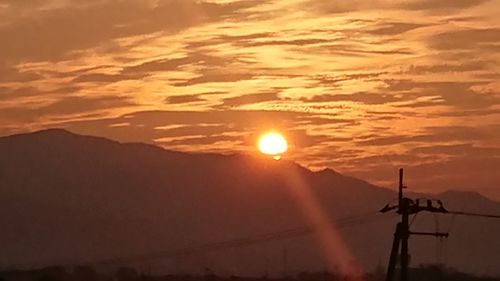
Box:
[446,211,500,219]
[81,211,392,267]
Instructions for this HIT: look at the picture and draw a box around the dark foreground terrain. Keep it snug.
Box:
[1,265,499,281]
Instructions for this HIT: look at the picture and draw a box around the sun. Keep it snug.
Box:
[258,132,288,160]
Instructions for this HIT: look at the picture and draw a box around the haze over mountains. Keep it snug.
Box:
[0,129,499,276]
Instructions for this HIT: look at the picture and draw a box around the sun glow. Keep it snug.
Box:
[258,132,288,160]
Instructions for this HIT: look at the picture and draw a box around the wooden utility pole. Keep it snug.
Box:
[381,169,448,281]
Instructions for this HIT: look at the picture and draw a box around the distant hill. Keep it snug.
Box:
[0,129,499,276]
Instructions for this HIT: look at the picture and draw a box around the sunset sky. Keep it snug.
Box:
[1,0,499,199]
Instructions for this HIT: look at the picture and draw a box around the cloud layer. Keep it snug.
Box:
[1,0,499,199]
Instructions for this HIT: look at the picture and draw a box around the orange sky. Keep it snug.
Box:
[0,0,499,199]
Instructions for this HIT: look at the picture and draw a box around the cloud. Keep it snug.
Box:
[68,51,238,85]
[405,61,493,74]
[304,0,490,14]
[0,86,81,102]
[0,86,40,101]
[122,53,230,75]
[160,124,230,138]
[300,92,399,105]
[384,80,499,109]
[0,0,261,62]
[220,91,281,107]
[173,71,255,86]
[233,38,331,48]
[165,95,206,104]
[410,143,500,157]
[367,22,425,35]
[436,108,500,117]
[356,125,500,146]
[429,28,500,51]
[72,73,141,83]
[119,110,303,129]
[401,0,490,10]
[0,63,42,83]
[158,134,242,147]
[0,95,133,122]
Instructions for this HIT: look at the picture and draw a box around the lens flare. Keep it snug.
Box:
[281,169,363,279]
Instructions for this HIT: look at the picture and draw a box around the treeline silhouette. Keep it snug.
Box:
[0,265,498,281]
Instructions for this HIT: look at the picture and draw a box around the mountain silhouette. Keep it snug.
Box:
[0,129,499,276]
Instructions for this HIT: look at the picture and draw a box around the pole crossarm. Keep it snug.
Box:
[409,231,449,238]
[380,198,448,215]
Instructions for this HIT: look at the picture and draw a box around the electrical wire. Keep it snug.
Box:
[81,211,393,267]
[18,208,500,270]
[409,213,418,227]
[446,211,500,219]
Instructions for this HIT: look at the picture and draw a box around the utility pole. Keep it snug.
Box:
[381,169,448,281]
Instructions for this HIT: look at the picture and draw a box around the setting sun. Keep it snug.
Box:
[258,132,288,160]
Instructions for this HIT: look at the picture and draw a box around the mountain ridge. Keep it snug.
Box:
[0,128,424,194]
